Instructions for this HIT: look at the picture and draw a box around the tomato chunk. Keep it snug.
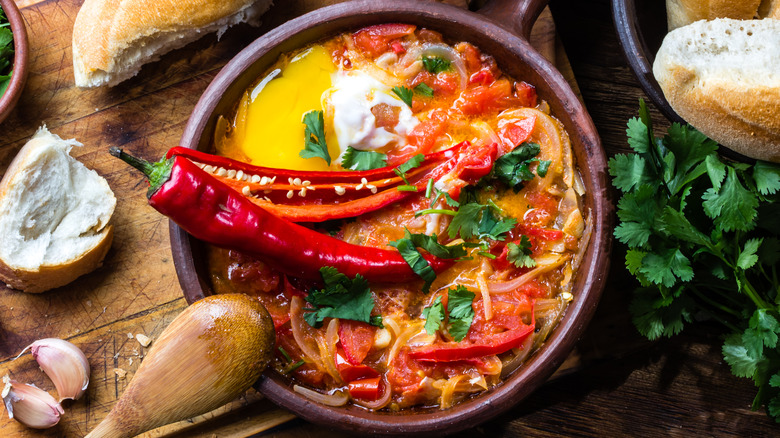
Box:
[515,81,538,108]
[498,115,536,153]
[338,319,377,365]
[335,349,379,382]
[353,24,416,58]
[453,78,513,115]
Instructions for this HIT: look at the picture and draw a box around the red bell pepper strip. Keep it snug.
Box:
[335,349,379,382]
[347,377,382,401]
[110,147,453,283]
[408,316,535,362]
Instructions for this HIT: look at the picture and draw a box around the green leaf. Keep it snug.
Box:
[299,110,331,165]
[422,56,451,74]
[447,286,475,342]
[629,287,692,340]
[506,236,536,268]
[304,267,382,328]
[625,249,646,276]
[341,147,387,170]
[723,333,761,378]
[737,238,763,270]
[477,206,516,241]
[536,159,551,177]
[702,167,758,232]
[749,309,780,350]
[403,229,467,259]
[769,373,780,388]
[394,153,425,180]
[768,396,780,422]
[658,207,714,250]
[414,83,434,97]
[493,142,542,192]
[422,295,444,335]
[608,153,655,192]
[614,185,663,248]
[392,86,414,107]
[626,116,651,154]
[705,154,726,191]
[753,161,780,195]
[663,122,718,190]
[639,248,693,287]
[447,203,483,240]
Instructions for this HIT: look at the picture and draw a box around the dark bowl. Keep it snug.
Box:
[171,0,613,434]
[612,0,684,123]
[0,0,29,125]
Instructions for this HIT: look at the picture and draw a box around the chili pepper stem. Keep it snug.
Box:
[109,147,174,198]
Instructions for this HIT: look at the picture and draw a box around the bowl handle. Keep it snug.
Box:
[476,0,549,40]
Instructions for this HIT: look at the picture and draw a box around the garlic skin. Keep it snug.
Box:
[2,375,64,429]
[22,338,90,401]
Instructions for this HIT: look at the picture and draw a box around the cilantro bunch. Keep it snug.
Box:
[610,100,780,420]
[0,6,13,97]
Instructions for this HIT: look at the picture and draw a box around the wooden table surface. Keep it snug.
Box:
[0,0,776,437]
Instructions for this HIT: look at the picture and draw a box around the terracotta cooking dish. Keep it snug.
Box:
[0,0,29,125]
[172,0,613,434]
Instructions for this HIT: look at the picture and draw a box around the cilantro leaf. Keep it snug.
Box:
[477,206,516,241]
[447,286,475,342]
[723,333,762,378]
[403,230,467,259]
[300,110,331,165]
[742,309,780,359]
[341,147,387,170]
[705,154,726,190]
[639,248,693,287]
[447,201,515,242]
[609,153,655,192]
[658,206,715,250]
[626,116,652,154]
[629,287,693,340]
[737,238,762,270]
[414,83,434,98]
[388,235,436,293]
[422,56,451,74]
[392,86,413,107]
[506,236,536,268]
[394,153,425,184]
[614,185,663,248]
[493,142,543,192]
[702,167,758,232]
[753,161,780,195]
[422,295,444,335]
[304,267,382,328]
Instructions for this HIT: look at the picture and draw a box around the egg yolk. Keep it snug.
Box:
[239,45,338,171]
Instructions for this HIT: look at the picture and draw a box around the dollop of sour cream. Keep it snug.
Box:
[324,71,419,162]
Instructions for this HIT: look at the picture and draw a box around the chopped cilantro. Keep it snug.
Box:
[506,236,536,268]
[493,142,551,192]
[394,153,425,186]
[0,8,13,97]
[389,229,466,293]
[392,86,414,107]
[414,83,434,97]
[341,146,387,170]
[611,99,780,421]
[299,110,331,165]
[303,267,383,328]
[422,56,451,74]
[448,201,516,242]
[421,286,475,342]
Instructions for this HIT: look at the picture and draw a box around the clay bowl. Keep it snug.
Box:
[0,0,29,125]
[171,0,613,434]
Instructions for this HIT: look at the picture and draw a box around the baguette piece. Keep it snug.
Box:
[653,19,780,162]
[0,127,116,293]
[759,0,780,19]
[666,0,762,30]
[72,0,274,88]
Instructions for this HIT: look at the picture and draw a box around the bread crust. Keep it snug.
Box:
[0,226,113,293]
[666,0,762,30]
[654,19,780,162]
[72,0,273,87]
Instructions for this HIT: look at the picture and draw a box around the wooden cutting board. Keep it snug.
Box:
[0,1,580,436]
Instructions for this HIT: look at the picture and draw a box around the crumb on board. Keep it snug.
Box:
[127,332,133,339]
[113,368,127,379]
[135,333,152,347]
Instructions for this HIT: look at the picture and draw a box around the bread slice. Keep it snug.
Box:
[0,127,116,293]
[653,19,780,162]
[666,0,762,30]
[72,0,274,88]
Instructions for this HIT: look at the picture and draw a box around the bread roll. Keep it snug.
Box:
[653,19,780,162]
[759,0,780,19]
[666,0,762,30]
[72,0,274,88]
[0,127,116,293]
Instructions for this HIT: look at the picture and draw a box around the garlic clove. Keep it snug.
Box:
[2,375,64,429]
[21,338,90,401]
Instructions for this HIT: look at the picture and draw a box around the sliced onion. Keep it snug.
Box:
[500,332,535,378]
[290,296,323,369]
[421,43,467,90]
[317,318,343,385]
[572,209,593,272]
[488,254,568,294]
[352,377,393,410]
[293,385,348,407]
[387,321,424,366]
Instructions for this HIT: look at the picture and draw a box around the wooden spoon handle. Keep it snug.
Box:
[477,0,550,40]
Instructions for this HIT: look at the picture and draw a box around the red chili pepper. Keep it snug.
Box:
[408,316,535,362]
[167,145,462,223]
[347,376,382,401]
[110,148,453,283]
